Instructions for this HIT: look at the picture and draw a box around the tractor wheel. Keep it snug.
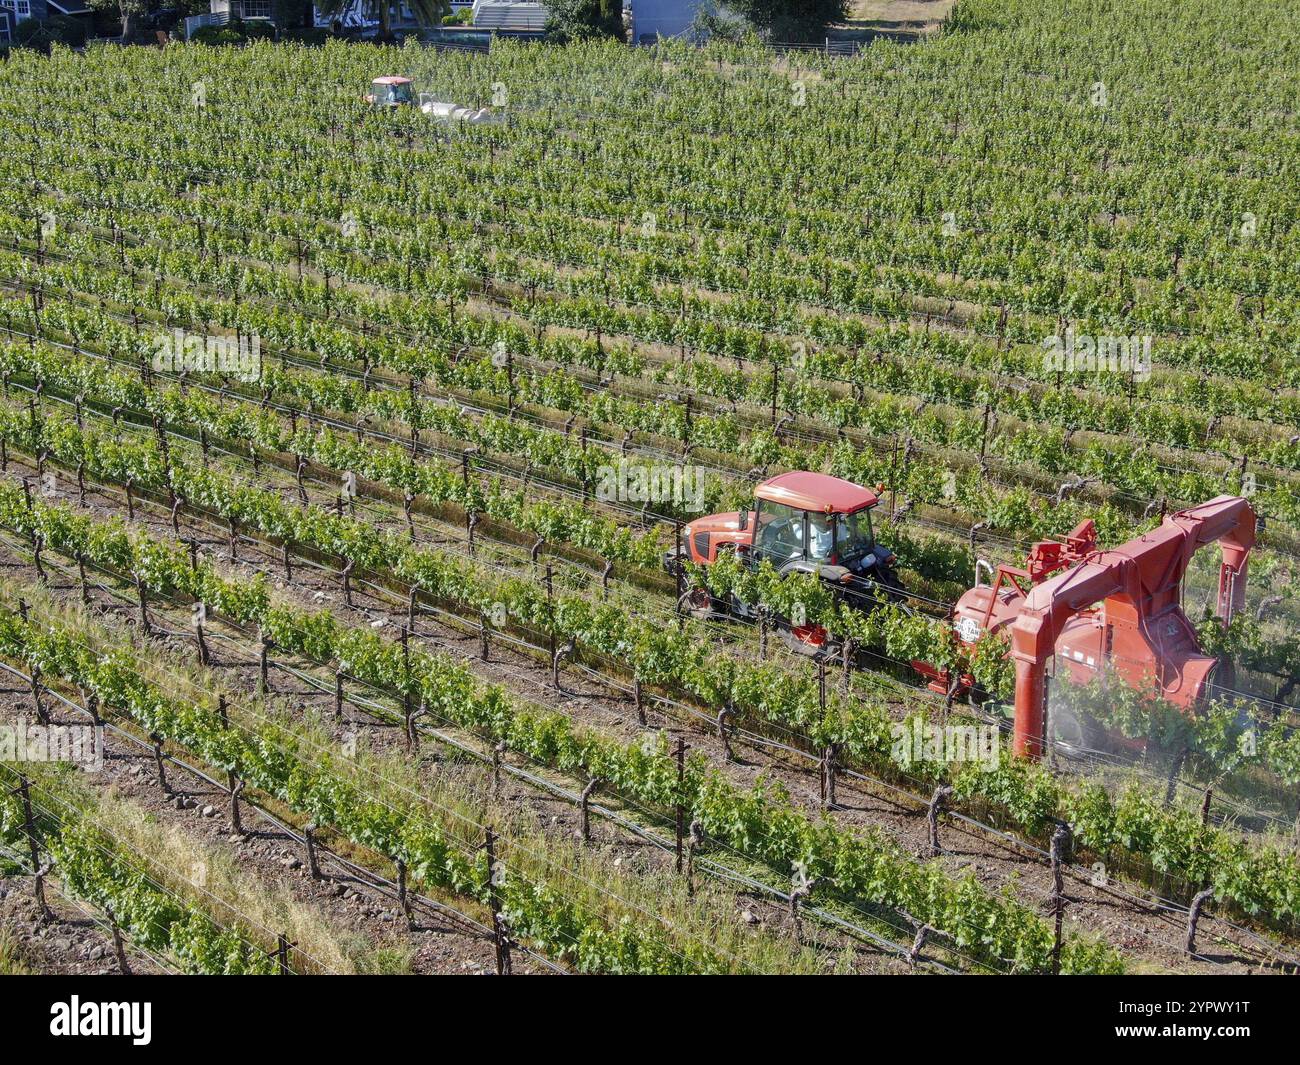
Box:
[780,621,842,661]
[1049,703,1102,756]
[678,586,718,621]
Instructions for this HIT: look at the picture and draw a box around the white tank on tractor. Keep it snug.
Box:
[364,77,503,126]
[418,94,503,125]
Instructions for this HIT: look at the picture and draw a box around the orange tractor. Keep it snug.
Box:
[665,471,907,657]
[672,472,1258,762]
[916,495,1257,758]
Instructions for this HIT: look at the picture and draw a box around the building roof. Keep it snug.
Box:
[755,472,878,514]
[471,0,547,32]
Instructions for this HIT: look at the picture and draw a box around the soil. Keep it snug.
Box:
[839,1,957,42]
[0,685,542,975]
[0,879,170,976]
[3,445,1295,975]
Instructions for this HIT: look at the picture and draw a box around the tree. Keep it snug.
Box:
[13,18,56,51]
[313,0,449,43]
[544,0,624,42]
[272,0,315,30]
[725,0,849,42]
[88,0,148,41]
[46,12,91,45]
[689,4,754,44]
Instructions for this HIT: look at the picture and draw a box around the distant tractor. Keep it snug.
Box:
[665,471,906,657]
[366,76,415,108]
[365,76,503,124]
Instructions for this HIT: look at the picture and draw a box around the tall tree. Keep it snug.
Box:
[544,0,624,42]
[726,0,848,41]
[88,0,148,41]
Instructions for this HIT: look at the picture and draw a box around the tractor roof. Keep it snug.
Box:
[373,76,412,85]
[755,472,878,514]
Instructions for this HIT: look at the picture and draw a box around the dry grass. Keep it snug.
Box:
[0,919,36,975]
[843,0,957,36]
[88,790,373,975]
[7,583,831,974]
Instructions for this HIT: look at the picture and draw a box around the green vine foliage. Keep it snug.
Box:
[0,615,728,975]
[0,773,278,974]
[0,487,1126,971]
[3,414,1297,932]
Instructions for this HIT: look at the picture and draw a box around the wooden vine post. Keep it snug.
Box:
[484,827,512,976]
[273,934,293,976]
[108,910,132,976]
[194,601,210,667]
[820,744,838,810]
[685,820,703,898]
[303,823,321,881]
[1049,821,1071,975]
[716,704,734,761]
[396,858,415,930]
[927,784,952,858]
[28,664,47,726]
[578,778,601,843]
[15,777,53,923]
[258,629,271,697]
[217,696,245,836]
[674,738,688,873]
[134,572,150,634]
[544,563,558,689]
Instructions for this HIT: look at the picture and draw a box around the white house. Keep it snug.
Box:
[630,0,704,42]
[308,0,532,33]
[312,1,428,30]
[185,0,276,39]
[0,0,91,35]
[209,0,275,21]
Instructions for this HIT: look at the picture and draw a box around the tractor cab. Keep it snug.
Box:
[366,77,414,108]
[667,471,905,655]
[746,472,891,579]
[671,471,896,578]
